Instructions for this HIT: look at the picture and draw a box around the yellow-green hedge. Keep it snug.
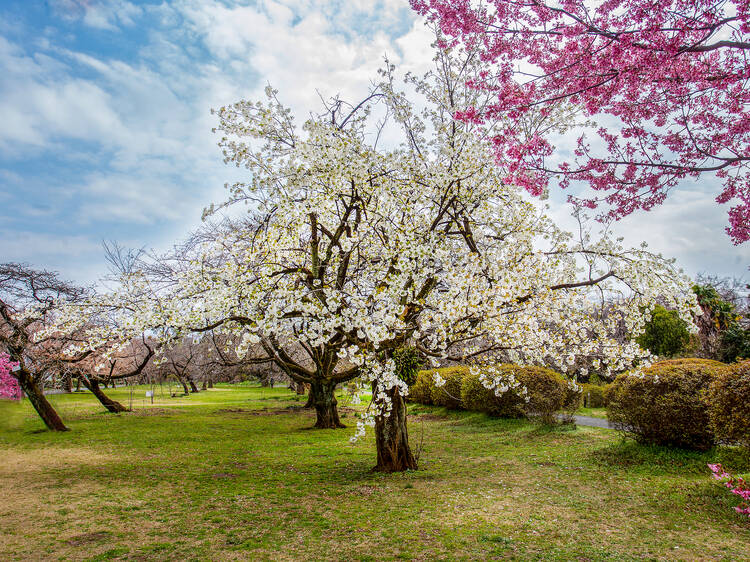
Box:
[429,366,470,409]
[580,383,608,408]
[708,360,750,447]
[606,358,728,450]
[407,370,435,405]
[460,368,525,418]
[410,364,580,424]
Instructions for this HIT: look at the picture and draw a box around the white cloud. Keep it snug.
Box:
[2,0,745,286]
[50,0,142,31]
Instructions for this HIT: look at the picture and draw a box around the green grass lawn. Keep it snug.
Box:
[0,384,748,561]
[575,407,608,419]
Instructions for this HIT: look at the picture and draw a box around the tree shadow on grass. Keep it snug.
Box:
[589,439,750,475]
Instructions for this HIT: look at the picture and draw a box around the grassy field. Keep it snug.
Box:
[0,384,748,561]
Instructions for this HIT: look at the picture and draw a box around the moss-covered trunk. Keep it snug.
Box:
[16,368,69,431]
[82,378,129,413]
[374,386,416,472]
[311,380,344,429]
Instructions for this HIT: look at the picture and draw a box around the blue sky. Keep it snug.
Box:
[1,0,748,284]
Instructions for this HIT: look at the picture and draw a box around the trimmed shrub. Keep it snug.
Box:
[407,370,435,405]
[460,370,525,418]
[708,360,750,447]
[606,358,728,450]
[460,364,577,423]
[430,366,469,409]
[581,383,607,408]
[521,365,578,424]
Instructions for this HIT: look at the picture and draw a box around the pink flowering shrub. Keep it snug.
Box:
[0,353,22,400]
[708,463,750,518]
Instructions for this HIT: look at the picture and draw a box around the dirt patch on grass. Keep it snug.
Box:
[0,447,114,474]
[65,531,111,546]
[212,472,237,479]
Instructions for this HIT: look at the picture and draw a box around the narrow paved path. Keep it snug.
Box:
[573,415,614,429]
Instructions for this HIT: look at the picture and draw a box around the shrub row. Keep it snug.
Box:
[580,383,609,408]
[408,364,581,424]
[606,358,750,450]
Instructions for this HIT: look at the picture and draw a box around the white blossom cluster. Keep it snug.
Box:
[471,365,530,403]
[44,44,699,441]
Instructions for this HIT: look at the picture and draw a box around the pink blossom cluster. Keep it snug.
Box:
[708,463,750,517]
[412,0,750,243]
[0,353,22,401]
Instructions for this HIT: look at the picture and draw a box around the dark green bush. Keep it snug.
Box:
[430,366,469,409]
[636,304,691,358]
[392,347,422,386]
[606,358,728,450]
[708,360,750,447]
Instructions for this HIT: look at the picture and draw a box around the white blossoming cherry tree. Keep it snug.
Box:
[58,41,695,471]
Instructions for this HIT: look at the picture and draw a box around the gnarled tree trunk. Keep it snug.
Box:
[15,368,69,431]
[374,386,416,472]
[81,378,129,413]
[188,379,199,393]
[208,379,214,389]
[304,384,316,409]
[311,379,344,429]
[201,380,207,391]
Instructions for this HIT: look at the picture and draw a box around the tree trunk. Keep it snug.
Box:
[188,379,199,393]
[81,378,130,413]
[208,379,214,389]
[374,386,417,472]
[75,376,81,392]
[64,373,73,393]
[311,380,344,429]
[296,382,306,395]
[201,380,207,391]
[304,384,315,408]
[179,379,190,394]
[16,368,69,431]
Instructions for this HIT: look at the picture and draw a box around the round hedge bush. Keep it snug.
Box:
[461,364,578,423]
[581,383,608,408]
[460,369,525,418]
[708,360,750,447]
[430,367,469,409]
[606,358,728,450]
[407,370,435,405]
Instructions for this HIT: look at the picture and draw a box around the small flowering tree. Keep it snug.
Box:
[412,0,750,243]
[55,42,696,470]
[0,353,22,400]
